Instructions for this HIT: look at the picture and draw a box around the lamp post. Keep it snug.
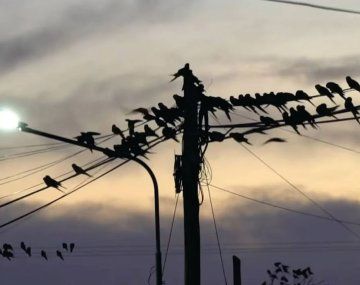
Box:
[15,123,163,285]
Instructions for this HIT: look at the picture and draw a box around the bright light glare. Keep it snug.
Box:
[0,109,20,130]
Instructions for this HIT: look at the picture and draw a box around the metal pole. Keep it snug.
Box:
[19,125,163,285]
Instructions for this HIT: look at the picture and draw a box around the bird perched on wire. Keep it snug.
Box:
[316,103,338,118]
[69,243,75,253]
[75,132,100,152]
[315,84,335,103]
[295,90,315,106]
[260,116,279,126]
[126,119,142,137]
[344,97,360,124]
[20,241,31,257]
[144,125,158,137]
[162,127,178,142]
[282,111,300,134]
[229,133,251,144]
[2,248,14,260]
[62,243,68,251]
[43,175,66,193]
[326,82,346,99]
[3,243,13,251]
[111,124,125,139]
[72,163,92,177]
[41,250,48,260]
[170,63,201,87]
[346,76,360,92]
[56,250,64,260]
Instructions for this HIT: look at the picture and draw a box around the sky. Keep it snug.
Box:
[0,0,360,284]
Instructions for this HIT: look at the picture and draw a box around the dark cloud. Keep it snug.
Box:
[1,186,360,284]
[0,0,194,75]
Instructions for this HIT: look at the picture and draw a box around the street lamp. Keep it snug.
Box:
[0,108,20,130]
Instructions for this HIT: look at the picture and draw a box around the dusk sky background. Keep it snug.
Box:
[0,0,360,284]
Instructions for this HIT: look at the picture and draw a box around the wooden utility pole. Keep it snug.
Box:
[181,66,202,285]
[233,255,242,285]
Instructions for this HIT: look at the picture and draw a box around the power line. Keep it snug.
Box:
[209,184,360,226]
[262,0,360,15]
[0,138,167,230]
[230,111,360,154]
[162,193,179,274]
[241,144,360,240]
[206,183,228,285]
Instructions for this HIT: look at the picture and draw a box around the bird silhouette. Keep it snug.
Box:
[3,243,13,251]
[2,249,14,260]
[346,76,360,92]
[72,164,92,177]
[162,127,178,142]
[344,97,360,124]
[20,242,31,257]
[315,84,335,103]
[43,175,66,193]
[56,250,64,260]
[263,137,287,145]
[229,133,250,144]
[41,250,48,260]
[111,124,125,139]
[295,90,315,106]
[207,131,226,142]
[260,116,279,126]
[144,125,158,137]
[62,243,68,251]
[69,243,75,253]
[316,103,338,118]
[326,82,345,99]
[126,119,142,136]
[75,132,100,152]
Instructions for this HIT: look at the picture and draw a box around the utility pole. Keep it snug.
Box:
[181,66,202,285]
[232,255,241,285]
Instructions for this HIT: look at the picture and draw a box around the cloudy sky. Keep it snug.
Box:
[0,0,360,284]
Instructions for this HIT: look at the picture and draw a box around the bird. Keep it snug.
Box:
[3,243,13,251]
[20,241,31,256]
[315,84,335,103]
[41,250,48,260]
[43,175,66,193]
[126,119,142,136]
[207,131,226,142]
[56,250,64,260]
[326,82,345,99]
[170,63,191,82]
[62,243,68,251]
[75,132,100,152]
[229,133,250,144]
[144,125,159,137]
[69,243,75,253]
[316,103,338,118]
[72,164,92,177]
[2,249,14,260]
[162,127,178,142]
[346,76,360,92]
[344,97,360,124]
[111,124,125,139]
[260,116,279,126]
[263,137,287,145]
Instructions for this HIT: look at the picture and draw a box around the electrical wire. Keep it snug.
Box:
[241,144,360,240]
[209,184,360,226]
[262,0,360,15]
[0,138,167,230]
[162,193,180,274]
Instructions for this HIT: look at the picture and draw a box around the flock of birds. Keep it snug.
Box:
[35,64,360,193]
[262,262,316,285]
[0,242,75,261]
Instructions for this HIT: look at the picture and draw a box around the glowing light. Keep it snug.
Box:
[0,109,20,130]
